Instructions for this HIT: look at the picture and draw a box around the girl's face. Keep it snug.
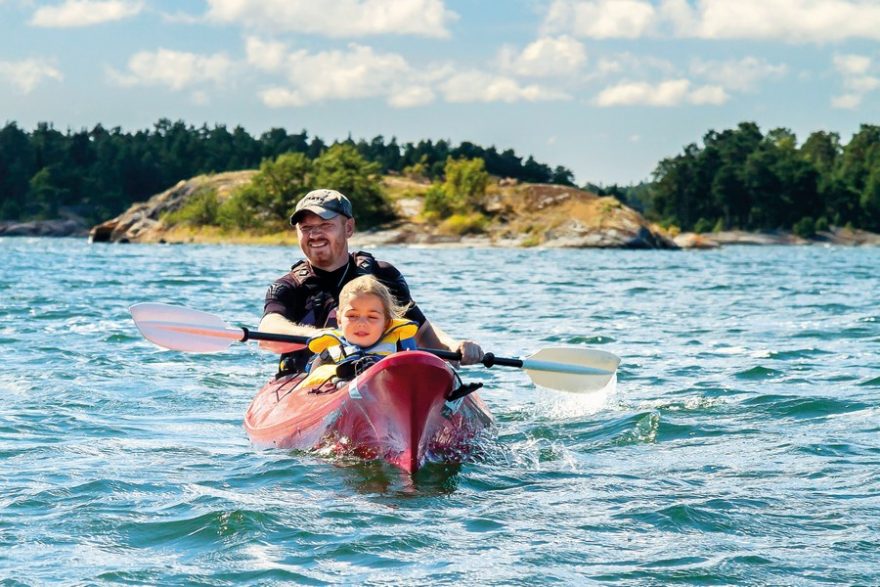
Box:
[338,293,388,348]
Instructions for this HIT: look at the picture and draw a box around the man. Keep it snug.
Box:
[260,188,483,374]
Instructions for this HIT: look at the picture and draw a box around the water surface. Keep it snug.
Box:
[1,238,878,585]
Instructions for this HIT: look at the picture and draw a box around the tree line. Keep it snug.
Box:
[633,122,880,234]
[0,118,574,224]
[4,118,880,235]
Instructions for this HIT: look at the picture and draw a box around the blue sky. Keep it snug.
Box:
[2,0,879,185]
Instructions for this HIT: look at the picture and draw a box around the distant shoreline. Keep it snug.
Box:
[3,220,879,249]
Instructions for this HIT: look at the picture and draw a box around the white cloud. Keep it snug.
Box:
[206,0,456,38]
[834,54,871,76]
[658,0,697,32]
[690,0,880,42]
[595,79,688,106]
[831,93,861,109]
[248,40,568,107]
[690,57,788,92]
[832,53,878,109]
[0,58,63,93]
[844,75,880,94]
[543,0,656,39]
[440,70,571,103]
[388,86,435,108]
[256,43,414,107]
[594,78,726,106]
[595,52,676,77]
[31,0,142,27]
[253,44,435,108]
[688,84,728,104]
[544,0,880,42]
[109,49,233,91]
[245,37,288,72]
[498,35,587,77]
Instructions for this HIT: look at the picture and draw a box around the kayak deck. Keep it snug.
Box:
[244,351,494,473]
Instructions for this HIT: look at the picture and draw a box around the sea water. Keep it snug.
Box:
[1,238,878,585]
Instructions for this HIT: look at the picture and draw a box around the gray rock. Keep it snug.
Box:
[0,218,88,237]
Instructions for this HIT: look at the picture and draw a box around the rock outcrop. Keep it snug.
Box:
[89,170,254,243]
[484,183,676,248]
[673,227,880,248]
[0,217,88,237]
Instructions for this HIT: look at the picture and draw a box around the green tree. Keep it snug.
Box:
[423,157,491,219]
[861,167,880,230]
[313,144,393,228]
[28,166,69,219]
[443,157,489,211]
[0,123,35,219]
[216,152,312,231]
[253,152,313,220]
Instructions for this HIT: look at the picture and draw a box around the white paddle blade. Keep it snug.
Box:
[523,347,621,393]
[130,302,244,353]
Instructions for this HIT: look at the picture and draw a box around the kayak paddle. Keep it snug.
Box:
[130,302,620,393]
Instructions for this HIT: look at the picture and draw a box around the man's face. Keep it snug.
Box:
[295,211,354,270]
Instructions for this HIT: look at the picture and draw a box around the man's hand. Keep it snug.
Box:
[415,320,484,366]
[457,340,484,366]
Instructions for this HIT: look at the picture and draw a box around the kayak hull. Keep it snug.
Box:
[244,351,494,473]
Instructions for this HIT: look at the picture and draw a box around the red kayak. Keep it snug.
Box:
[243,351,494,473]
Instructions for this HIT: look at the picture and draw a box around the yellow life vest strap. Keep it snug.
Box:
[306,319,418,360]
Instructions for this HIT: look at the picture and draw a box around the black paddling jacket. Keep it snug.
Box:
[262,251,426,374]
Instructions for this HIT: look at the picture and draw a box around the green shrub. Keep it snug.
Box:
[163,188,220,226]
[439,212,488,235]
[712,218,725,232]
[793,216,816,238]
[423,183,453,218]
[443,157,489,211]
[598,197,622,217]
[693,217,713,233]
[422,157,490,219]
[815,216,829,232]
[402,155,430,180]
[216,186,263,231]
[521,233,542,247]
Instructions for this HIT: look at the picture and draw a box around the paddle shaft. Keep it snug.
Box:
[421,347,522,368]
[240,327,520,368]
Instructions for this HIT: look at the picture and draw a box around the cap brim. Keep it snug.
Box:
[290,206,340,225]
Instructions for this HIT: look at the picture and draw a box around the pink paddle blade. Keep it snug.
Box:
[130,302,244,352]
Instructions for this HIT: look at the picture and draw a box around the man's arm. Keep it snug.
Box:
[415,320,484,365]
[257,313,324,351]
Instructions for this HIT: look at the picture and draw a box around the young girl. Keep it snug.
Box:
[301,275,418,386]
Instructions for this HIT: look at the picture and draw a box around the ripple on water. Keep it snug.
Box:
[117,509,283,550]
[564,335,616,345]
[766,348,833,360]
[739,394,870,420]
[621,497,773,535]
[735,365,783,379]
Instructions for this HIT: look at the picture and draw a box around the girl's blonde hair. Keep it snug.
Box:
[338,275,411,322]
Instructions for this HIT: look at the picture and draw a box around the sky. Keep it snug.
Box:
[1,0,879,186]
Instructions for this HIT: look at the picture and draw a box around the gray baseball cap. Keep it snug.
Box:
[289,189,354,225]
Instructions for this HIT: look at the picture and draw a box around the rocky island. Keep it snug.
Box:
[88,171,678,249]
